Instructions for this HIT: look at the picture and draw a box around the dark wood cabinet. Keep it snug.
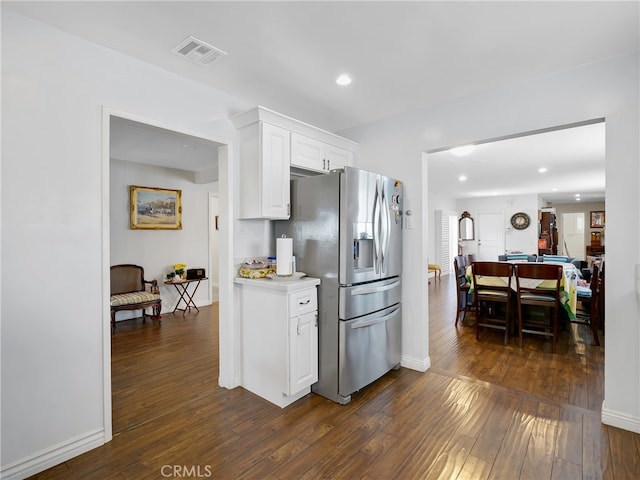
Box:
[586,245,605,256]
[538,211,558,256]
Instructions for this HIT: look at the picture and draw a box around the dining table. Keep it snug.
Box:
[466,261,579,319]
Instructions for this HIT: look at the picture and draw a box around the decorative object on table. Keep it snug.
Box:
[130,185,182,230]
[237,258,276,279]
[187,268,206,280]
[510,212,530,230]
[276,235,294,276]
[173,263,187,281]
[590,210,605,228]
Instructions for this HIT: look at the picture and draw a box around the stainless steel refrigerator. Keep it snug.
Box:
[275,166,403,404]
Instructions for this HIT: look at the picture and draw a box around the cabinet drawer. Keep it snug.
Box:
[289,289,317,316]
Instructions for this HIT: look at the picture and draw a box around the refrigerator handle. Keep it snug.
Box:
[350,279,401,296]
[350,306,401,329]
[372,182,381,274]
[380,188,391,273]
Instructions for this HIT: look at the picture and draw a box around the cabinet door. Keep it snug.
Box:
[291,133,326,173]
[261,123,291,218]
[288,312,318,395]
[324,144,353,171]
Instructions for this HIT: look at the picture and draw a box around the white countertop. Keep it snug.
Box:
[234,275,320,292]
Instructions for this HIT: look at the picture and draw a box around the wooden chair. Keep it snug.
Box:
[574,263,601,346]
[513,263,563,353]
[472,261,513,345]
[110,264,161,332]
[453,256,473,326]
[428,264,442,282]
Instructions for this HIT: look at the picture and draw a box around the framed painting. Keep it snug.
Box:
[590,211,605,229]
[130,185,182,230]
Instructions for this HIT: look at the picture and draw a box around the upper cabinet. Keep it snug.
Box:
[231,106,358,219]
[236,121,291,219]
[291,133,354,173]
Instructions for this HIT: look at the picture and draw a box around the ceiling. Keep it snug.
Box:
[6,1,637,199]
[427,121,606,204]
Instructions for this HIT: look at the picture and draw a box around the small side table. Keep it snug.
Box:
[165,278,208,315]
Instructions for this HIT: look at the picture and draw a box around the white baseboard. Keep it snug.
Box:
[401,355,431,372]
[1,429,105,480]
[601,403,640,434]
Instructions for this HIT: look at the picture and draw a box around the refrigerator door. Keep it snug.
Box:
[379,173,403,278]
[338,304,402,398]
[339,167,403,285]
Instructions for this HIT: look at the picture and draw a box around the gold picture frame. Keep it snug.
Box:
[130,185,182,230]
[590,210,605,229]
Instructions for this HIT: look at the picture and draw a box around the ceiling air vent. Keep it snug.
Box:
[171,36,227,66]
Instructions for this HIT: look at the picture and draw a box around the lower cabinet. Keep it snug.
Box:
[288,311,318,395]
[235,277,319,408]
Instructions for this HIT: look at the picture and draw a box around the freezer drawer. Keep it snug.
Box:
[338,277,401,320]
[338,304,401,397]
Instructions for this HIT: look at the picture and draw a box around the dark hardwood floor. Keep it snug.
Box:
[31,275,640,479]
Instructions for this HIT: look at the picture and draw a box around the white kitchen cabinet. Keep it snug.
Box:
[231,107,358,218]
[235,276,320,408]
[235,121,290,219]
[291,132,353,173]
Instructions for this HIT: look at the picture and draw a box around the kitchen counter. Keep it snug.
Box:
[235,273,320,407]
[234,275,320,291]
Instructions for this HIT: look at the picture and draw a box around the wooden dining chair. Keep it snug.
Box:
[575,263,601,346]
[472,261,513,345]
[453,256,474,326]
[513,263,563,353]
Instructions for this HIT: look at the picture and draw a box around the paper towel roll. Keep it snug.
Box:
[276,237,293,276]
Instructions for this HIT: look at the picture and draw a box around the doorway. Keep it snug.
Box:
[104,109,229,439]
[561,212,585,258]
[476,212,505,261]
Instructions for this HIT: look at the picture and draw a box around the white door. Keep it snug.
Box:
[561,212,585,258]
[477,212,505,261]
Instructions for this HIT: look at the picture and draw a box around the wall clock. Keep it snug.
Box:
[510,212,530,230]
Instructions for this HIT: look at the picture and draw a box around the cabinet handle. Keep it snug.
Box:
[287,203,290,216]
[298,299,310,305]
[326,159,330,170]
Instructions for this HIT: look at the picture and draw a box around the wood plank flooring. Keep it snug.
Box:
[31,275,640,479]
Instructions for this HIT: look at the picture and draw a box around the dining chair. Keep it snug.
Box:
[575,263,601,346]
[453,256,474,326]
[472,261,513,345]
[513,263,563,353]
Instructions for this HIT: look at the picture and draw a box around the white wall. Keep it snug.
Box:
[1,11,249,478]
[342,51,640,433]
[553,201,606,256]
[456,194,539,257]
[110,160,216,315]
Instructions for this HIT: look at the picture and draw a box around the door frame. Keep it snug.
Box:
[101,107,234,441]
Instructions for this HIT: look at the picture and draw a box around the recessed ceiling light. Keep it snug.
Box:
[450,145,476,156]
[336,74,352,86]
[575,193,581,197]
[458,175,467,182]
[538,167,548,173]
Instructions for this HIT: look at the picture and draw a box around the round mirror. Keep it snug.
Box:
[459,211,475,241]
